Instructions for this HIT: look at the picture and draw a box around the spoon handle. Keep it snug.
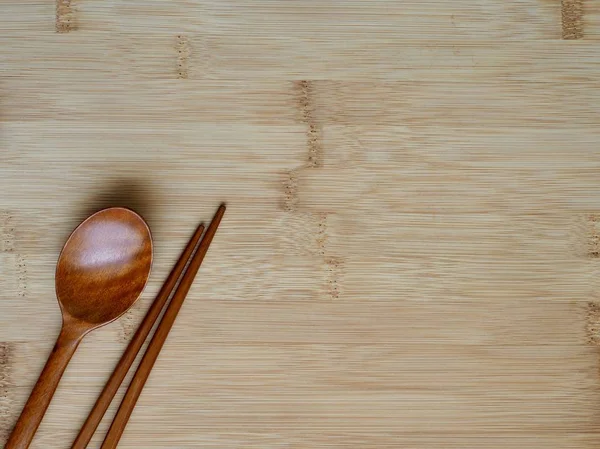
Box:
[5,323,85,449]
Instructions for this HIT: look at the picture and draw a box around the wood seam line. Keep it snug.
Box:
[176,35,191,79]
[296,80,324,168]
[0,342,15,442]
[283,169,299,212]
[1,212,26,298]
[56,0,76,33]
[283,81,324,212]
[562,0,583,39]
[1,212,15,253]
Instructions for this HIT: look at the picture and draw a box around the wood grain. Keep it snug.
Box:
[2,1,600,448]
[563,0,584,39]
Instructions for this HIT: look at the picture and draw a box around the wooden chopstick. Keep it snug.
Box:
[71,221,206,449]
[100,203,226,449]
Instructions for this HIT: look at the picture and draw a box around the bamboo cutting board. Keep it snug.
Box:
[2,1,600,448]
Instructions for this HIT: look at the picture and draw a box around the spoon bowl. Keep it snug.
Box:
[56,207,153,326]
[6,207,152,449]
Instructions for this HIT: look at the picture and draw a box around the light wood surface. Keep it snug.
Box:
[1,1,600,448]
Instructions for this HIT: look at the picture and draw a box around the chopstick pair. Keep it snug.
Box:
[71,204,226,449]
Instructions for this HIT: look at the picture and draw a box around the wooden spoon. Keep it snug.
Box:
[5,207,153,449]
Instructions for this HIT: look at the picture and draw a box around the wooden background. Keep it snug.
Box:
[1,1,600,448]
